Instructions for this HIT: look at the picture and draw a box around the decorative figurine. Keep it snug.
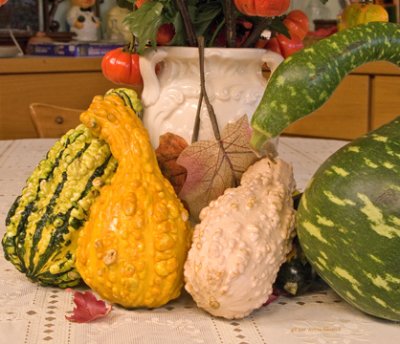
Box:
[66,0,100,41]
[106,5,131,42]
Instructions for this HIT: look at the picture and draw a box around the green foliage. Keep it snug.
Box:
[123,0,225,53]
[268,16,290,37]
[122,0,330,54]
[123,2,165,54]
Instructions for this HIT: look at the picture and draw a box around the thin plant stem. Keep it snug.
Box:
[176,0,197,46]
[197,36,239,187]
[242,17,271,48]
[191,92,203,143]
[224,0,236,47]
[208,18,225,47]
[197,36,221,141]
[127,33,136,53]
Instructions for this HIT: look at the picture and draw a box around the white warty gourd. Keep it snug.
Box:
[184,157,296,319]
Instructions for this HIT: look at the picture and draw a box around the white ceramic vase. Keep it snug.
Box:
[139,47,283,147]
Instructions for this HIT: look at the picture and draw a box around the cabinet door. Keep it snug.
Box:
[0,72,116,139]
[371,76,400,130]
[283,75,369,140]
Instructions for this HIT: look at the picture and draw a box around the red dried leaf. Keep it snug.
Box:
[177,116,258,221]
[65,290,112,323]
[264,292,280,306]
[156,133,188,194]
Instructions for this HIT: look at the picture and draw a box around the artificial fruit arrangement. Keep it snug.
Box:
[338,0,389,31]
[101,0,318,87]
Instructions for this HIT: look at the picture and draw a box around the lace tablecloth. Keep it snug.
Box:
[0,137,399,344]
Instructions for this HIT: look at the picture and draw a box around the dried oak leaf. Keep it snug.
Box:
[156,133,188,194]
[177,115,258,221]
[65,290,112,323]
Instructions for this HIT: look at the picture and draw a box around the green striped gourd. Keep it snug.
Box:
[297,117,400,321]
[247,22,400,321]
[2,88,141,288]
[250,22,400,151]
[2,125,117,287]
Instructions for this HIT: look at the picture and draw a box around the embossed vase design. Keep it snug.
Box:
[139,47,283,147]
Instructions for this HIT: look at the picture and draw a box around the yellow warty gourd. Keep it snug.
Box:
[76,91,192,308]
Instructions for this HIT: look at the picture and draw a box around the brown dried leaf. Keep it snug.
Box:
[177,115,258,221]
[156,133,188,194]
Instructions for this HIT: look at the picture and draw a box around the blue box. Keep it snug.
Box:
[27,42,124,57]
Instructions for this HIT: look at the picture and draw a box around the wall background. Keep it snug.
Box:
[0,0,39,31]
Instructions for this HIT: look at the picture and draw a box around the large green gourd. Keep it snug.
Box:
[250,22,400,151]
[2,88,141,288]
[247,22,400,321]
[297,118,400,321]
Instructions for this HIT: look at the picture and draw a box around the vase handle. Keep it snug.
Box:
[139,48,168,107]
[261,50,284,75]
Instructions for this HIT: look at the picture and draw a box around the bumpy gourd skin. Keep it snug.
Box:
[2,125,117,288]
[184,157,296,319]
[76,93,192,308]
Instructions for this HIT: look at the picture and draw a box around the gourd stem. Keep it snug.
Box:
[197,36,221,141]
[176,0,197,47]
[250,22,400,151]
[242,17,271,48]
[127,33,136,53]
[250,129,269,153]
[224,0,236,47]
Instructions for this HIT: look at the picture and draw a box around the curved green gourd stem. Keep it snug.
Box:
[250,22,400,152]
[106,88,143,117]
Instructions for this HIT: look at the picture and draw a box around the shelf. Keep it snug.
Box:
[0,56,103,74]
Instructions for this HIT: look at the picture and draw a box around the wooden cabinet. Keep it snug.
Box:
[284,75,370,140]
[0,58,399,140]
[371,75,400,129]
[0,57,117,140]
